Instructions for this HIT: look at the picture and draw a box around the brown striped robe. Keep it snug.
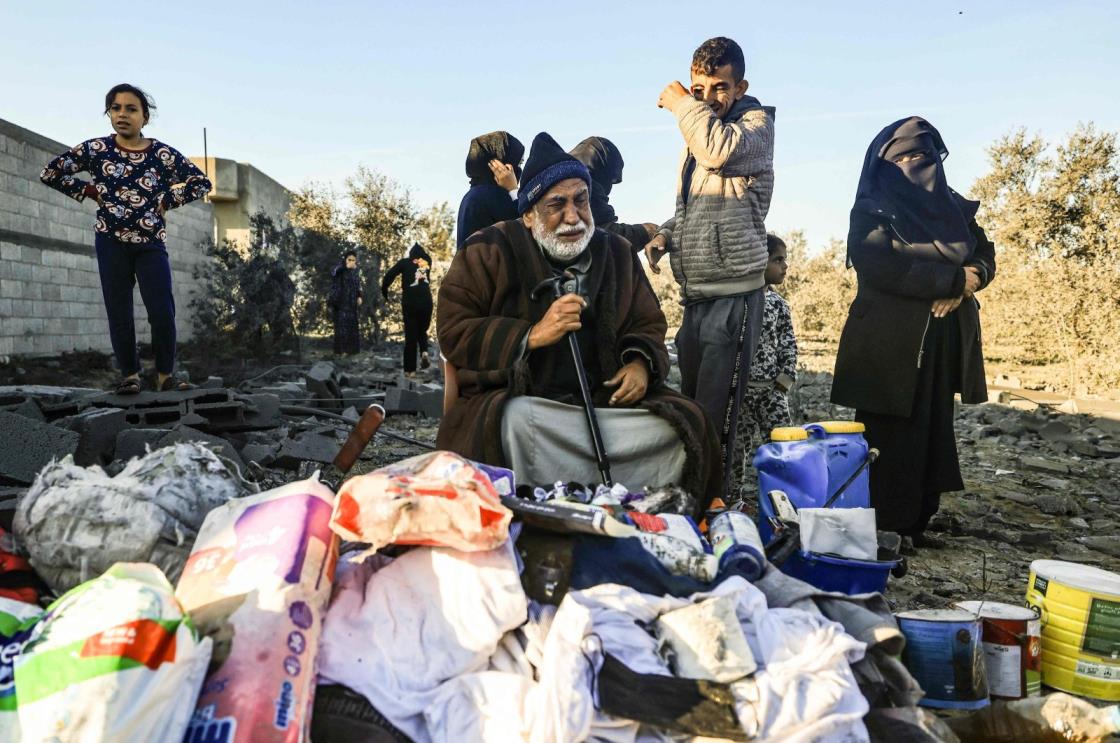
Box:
[436,219,722,514]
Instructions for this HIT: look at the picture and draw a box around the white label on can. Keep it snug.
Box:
[983,642,1022,698]
[1075,659,1120,680]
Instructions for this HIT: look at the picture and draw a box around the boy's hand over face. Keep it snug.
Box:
[658,81,690,110]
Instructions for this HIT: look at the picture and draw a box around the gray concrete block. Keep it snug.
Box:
[0,397,45,422]
[0,410,80,484]
[306,361,342,410]
[384,386,443,419]
[56,407,128,466]
[114,428,170,462]
[240,442,278,467]
[158,425,245,471]
[240,393,282,429]
[256,383,305,400]
[274,430,340,469]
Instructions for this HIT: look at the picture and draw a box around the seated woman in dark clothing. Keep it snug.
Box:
[831,116,996,552]
[455,131,524,251]
[569,136,658,250]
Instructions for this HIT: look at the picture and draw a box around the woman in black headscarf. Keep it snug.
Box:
[329,249,363,355]
[455,131,524,250]
[831,117,996,550]
[569,136,658,250]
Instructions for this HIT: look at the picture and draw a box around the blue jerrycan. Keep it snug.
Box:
[803,421,870,511]
[753,426,828,544]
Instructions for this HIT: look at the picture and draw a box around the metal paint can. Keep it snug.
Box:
[896,608,989,709]
[953,600,1041,700]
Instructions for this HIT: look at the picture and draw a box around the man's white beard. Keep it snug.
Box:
[532,218,594,262]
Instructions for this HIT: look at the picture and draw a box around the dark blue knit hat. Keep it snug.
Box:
[517,132,592,215]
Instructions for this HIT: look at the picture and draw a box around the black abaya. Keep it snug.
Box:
[856,313,964,535]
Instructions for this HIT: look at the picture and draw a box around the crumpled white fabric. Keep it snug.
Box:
[318,541,528,743]
[321,551,869,743]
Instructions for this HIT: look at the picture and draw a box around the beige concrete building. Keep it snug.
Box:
[189,156,292,250]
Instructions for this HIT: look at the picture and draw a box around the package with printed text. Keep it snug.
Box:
[177,476,338,743]
[12,563,211,742]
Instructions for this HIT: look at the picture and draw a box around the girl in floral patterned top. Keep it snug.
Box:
[736,234,798,494]
[40,83,211,394]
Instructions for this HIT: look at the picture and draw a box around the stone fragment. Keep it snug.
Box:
[381,384,443,418]
[1,398,46,422]
[1078,536,1120,558]
[114,428,169,462]
[158,425,245,471]
[1039,421,1073,442]
[306,362,342,410]
[1033,491,1079,514]
[0,411,80,484]
[200,376,224,389]
[274,430,340,469]
[240,443,278,467]
[1070,440,1101,458]
[1021,456,1071,475]
[57,407,128,466]
[240,393,282,429]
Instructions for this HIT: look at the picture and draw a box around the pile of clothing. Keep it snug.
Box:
[1,446,935,742]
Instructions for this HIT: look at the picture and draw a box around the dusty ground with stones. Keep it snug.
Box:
[2,339,1118,614]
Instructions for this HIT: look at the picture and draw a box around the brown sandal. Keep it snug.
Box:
[115,377,141,395]
[159,377,195,392]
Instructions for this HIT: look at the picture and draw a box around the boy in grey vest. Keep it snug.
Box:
[645,36,776,495]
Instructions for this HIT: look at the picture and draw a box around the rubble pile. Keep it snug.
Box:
[0,355,444,529]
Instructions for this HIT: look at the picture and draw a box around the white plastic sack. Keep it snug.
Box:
[12,562,211,742]
[14,443,253,593]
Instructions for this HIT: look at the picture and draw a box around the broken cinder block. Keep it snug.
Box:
[0,411,80,484]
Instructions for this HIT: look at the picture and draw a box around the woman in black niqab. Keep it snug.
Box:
[456,131,525,250]
[852,116,980,264]
[831,116,997,552]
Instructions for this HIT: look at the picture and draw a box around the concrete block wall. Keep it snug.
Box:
[0,118,214,359]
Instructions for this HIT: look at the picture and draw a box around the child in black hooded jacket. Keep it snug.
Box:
[381,243,434,376]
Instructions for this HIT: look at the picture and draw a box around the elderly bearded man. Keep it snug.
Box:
[437,133,721,512]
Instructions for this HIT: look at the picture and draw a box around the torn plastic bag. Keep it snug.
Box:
[12,562,212,743]
[0,595,43,741]
[14,443,254,594]
[177,475,338,743]
[798,508,878,561]
[656,595,757,682]
[330,451,512,552]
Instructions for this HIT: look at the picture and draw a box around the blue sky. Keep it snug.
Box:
[3,1,1117,249]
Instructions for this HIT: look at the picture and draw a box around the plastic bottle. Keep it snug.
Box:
[944,693,1120,743]
[708,511,766,581]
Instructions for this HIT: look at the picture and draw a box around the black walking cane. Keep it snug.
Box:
[530,271,613,486]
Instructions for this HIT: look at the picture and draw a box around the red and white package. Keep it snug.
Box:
[330,451,511,552]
